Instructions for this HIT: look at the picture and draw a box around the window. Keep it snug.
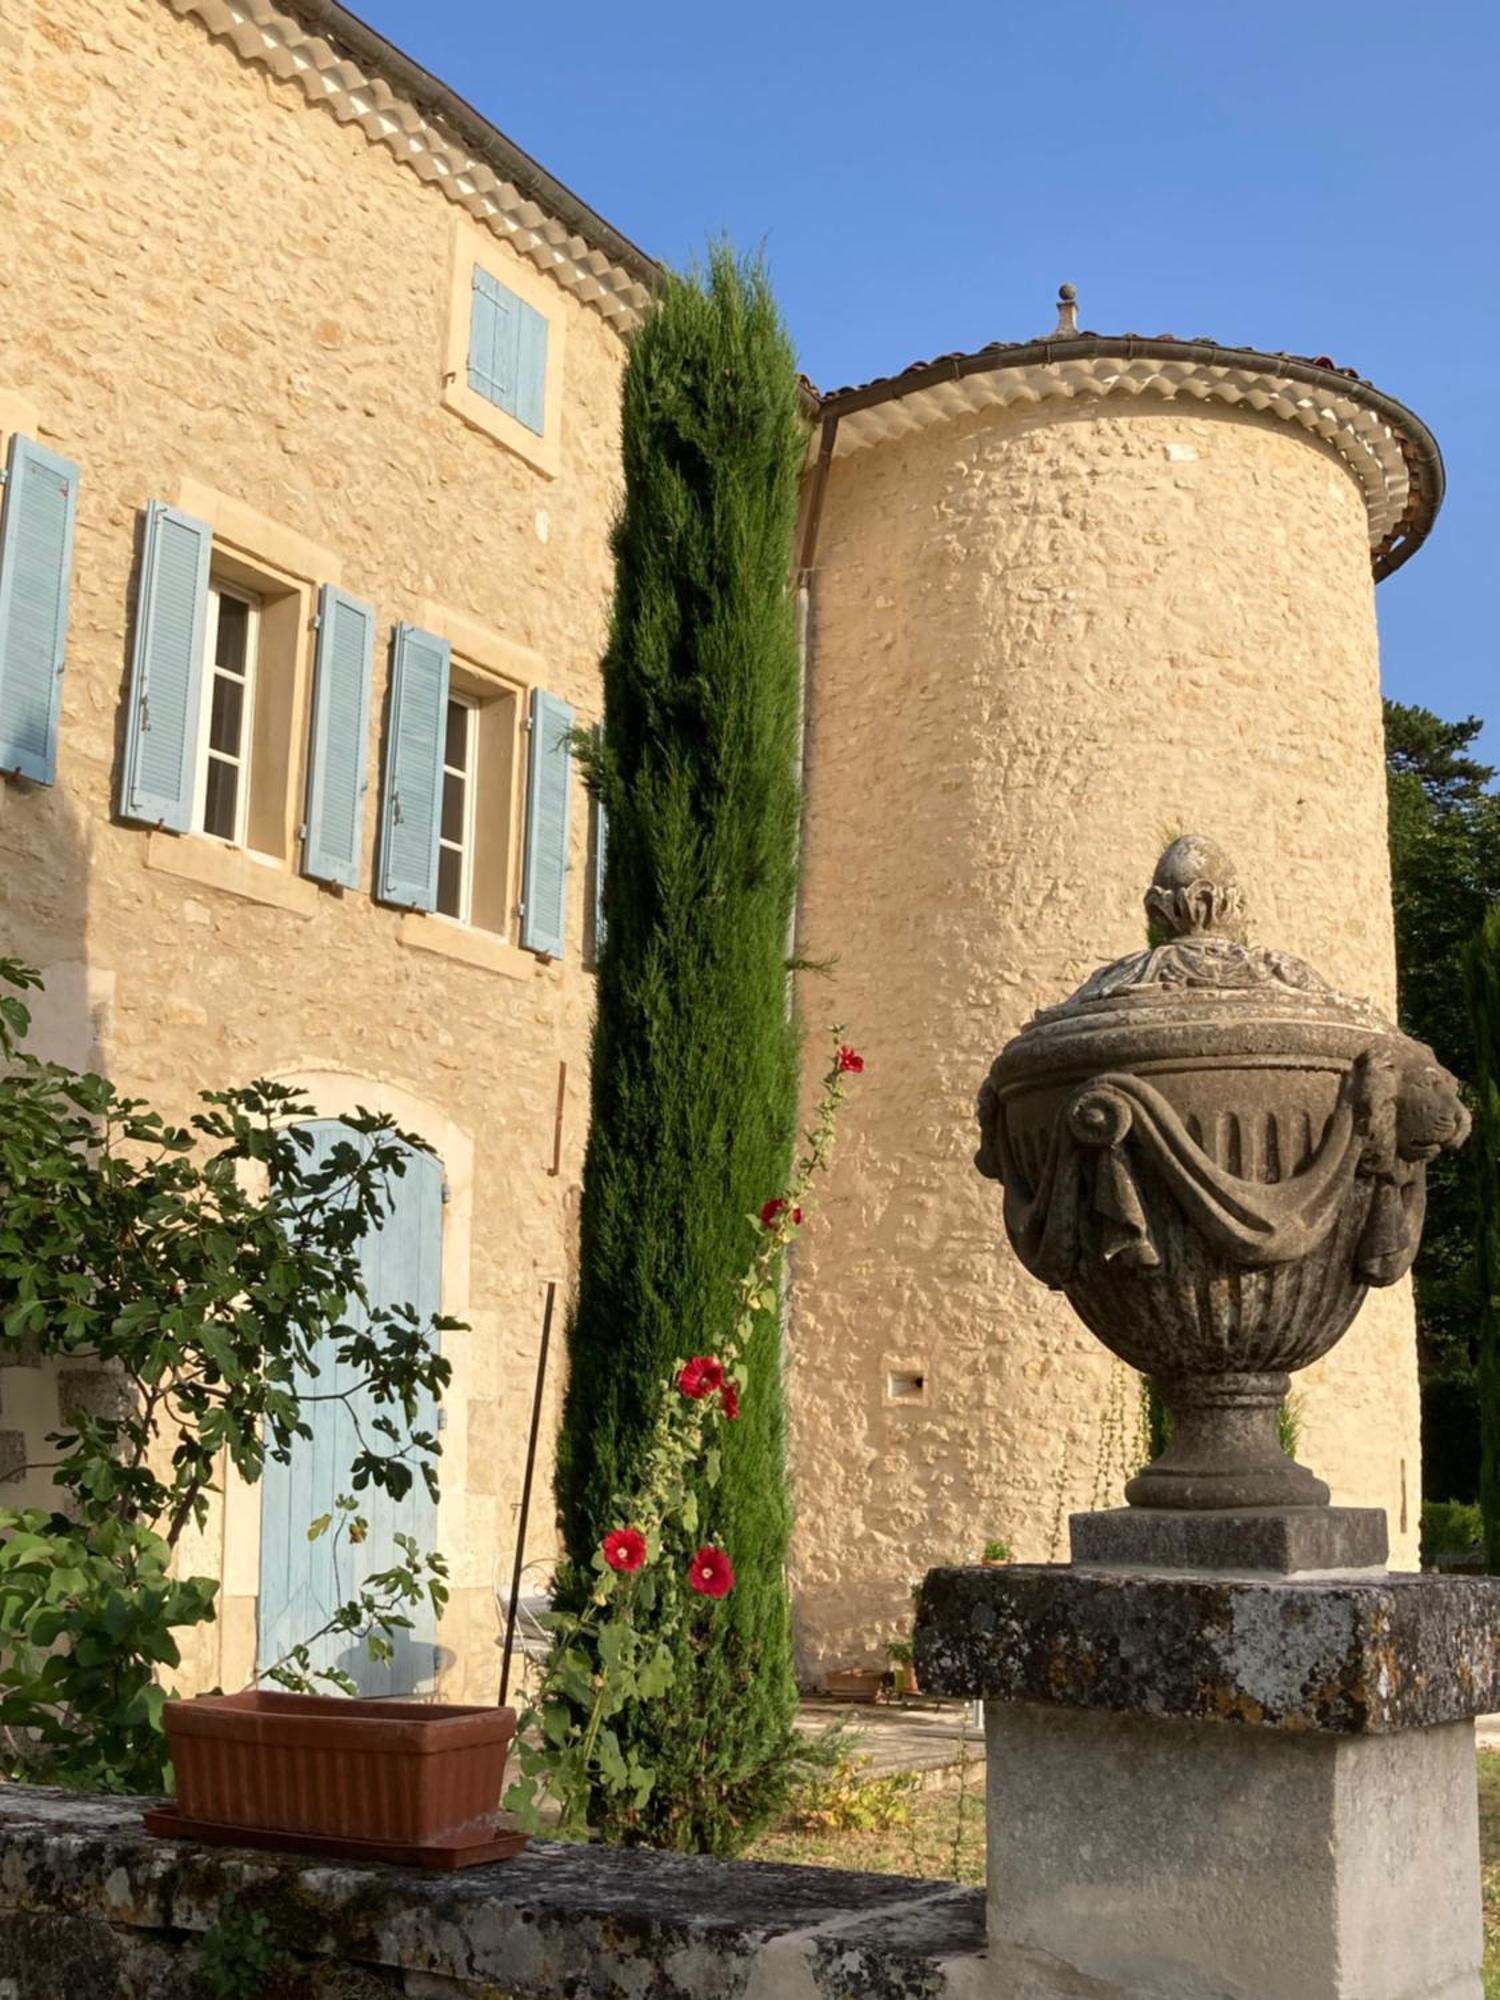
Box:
[441,221,563,477]
[435,695,476,921]
[467,269,548,436]
[194,583,259,844]
[378,626,526,937]
[122,492,361,916]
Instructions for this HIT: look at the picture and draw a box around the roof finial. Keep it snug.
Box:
[1050,283,1079,339]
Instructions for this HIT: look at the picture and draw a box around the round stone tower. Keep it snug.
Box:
[787,291,1444,1677]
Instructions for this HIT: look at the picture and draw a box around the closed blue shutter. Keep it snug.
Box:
[468,268,516,409]
[121,502,211,830]
[513,300,548,435]
[376,623,449,910]
[521,688,574,958]
[0,436,79,784]
[468,267,548,435]
[257,1121,443,1697]
[303,584,375,889]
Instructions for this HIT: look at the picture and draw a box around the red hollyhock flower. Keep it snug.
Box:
[678,1355,727,1400]
[759,1197,804,1229]
[720,1382,740,1420]
[602,1527,647,1574]
[837,1045,865,1075]
[688,1546,735,1598]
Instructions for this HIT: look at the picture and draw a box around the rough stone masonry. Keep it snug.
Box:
[0,1786,989,2000]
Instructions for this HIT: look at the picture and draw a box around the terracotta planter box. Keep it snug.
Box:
[823,1667,887,1704]
[145,1690,522,1870]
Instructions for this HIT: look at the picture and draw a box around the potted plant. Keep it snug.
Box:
[146,1691,522,1869]
[823,1664,888,1704]
[886,1639,919,1697]
[982,1537,1013,1567]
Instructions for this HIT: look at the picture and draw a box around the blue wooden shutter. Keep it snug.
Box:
[468,268,517,410]
[121,502,211,830]
[521,688,574,958]
[0,436,79,784]
[591,725,609,962]
[513,300,548,435]
[376,623,449,910]
[468,267,548,434]
[303,584,375,889]
[257,1122,443,1697]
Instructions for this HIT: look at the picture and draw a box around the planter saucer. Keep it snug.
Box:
[143,1804,526,1871]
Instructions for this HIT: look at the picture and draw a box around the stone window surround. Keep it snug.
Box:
[441,219,567,478]
[395,600,561,986]
[140,481,339,919]
[0,389,41,448]
[214,1069,475,1693]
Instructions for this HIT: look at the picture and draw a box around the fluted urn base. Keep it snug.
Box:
[1126,1371,1329,1511]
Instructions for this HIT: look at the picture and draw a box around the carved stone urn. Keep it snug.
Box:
[976,835,1470,1514]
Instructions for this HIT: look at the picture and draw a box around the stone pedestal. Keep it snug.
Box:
[916,1562,1500,2000]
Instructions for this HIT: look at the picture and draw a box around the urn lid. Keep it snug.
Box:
[991,835,1399,1086]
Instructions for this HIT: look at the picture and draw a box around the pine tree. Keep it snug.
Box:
[554,247,806,1852]
[1465,907,1500,1568]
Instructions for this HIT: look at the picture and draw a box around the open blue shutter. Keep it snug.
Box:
[468,268,517,410]
[521,688,574,958]
[0,436,78,784]
[303,584,375,889]
[121,502,211,830]
[376,623,448,910]
[513,300,548,435]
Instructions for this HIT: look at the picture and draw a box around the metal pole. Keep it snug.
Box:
[499,1280,556,1707]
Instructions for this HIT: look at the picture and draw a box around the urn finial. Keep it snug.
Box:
[1144,833,1246,941]
[1050,283,1080,338]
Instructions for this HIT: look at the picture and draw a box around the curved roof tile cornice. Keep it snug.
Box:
[815,337,1443,580]
[168,0,656,329]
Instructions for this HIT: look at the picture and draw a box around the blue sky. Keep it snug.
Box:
[360,0,1496,765]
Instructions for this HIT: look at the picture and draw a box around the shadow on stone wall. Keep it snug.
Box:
[0,765,99,1507]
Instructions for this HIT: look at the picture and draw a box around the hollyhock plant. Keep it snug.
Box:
[759,1197,803,1229]
[688,1546,735,1599]
[678,1355,726,1400]
[602,1528,648,1574]
[506,1026,863,1840]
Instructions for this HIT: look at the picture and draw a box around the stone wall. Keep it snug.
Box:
[0,1788,987,1998]
[789,395,1417,1676]
[0,0,626,1696]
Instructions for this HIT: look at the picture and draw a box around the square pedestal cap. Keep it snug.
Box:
[914,1565,1500,1732]
[1069,1505,1388,1576]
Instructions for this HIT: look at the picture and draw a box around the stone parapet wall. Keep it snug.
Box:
[0,1787,986,1998]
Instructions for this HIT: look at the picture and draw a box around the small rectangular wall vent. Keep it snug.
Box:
[886,1369,927,1405]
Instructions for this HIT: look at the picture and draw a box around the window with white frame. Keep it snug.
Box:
[194,582,259,844]
[435,694,477,921]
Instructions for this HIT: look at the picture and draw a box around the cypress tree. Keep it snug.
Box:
[1465,907,1500,1568]
[555,247,806,1852]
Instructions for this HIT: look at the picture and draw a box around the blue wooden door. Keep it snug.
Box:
[257,1120,444,1696]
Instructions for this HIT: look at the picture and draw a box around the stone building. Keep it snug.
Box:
[0,0,1443,1690]
[0,0,652,1700]
[786,321,1441,1671]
